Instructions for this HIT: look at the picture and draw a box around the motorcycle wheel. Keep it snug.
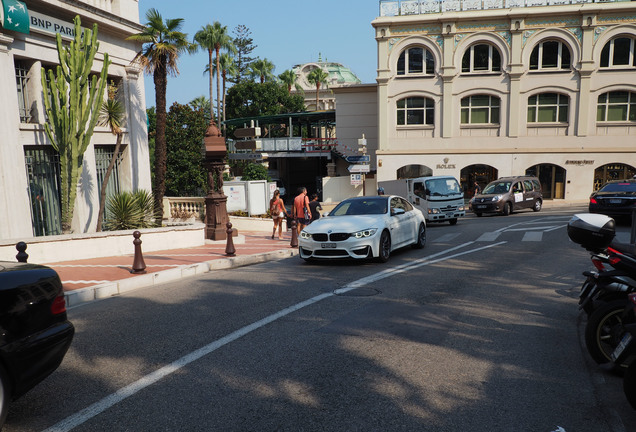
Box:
[585,299,629,365]
[624,361,636,410]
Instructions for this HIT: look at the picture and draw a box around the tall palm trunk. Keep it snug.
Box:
[153,64,168,224]
[96,132,123,231]
[215,45,221,125]
[208,48,214,121]
[316,82,321,110]
[222,69,227,136]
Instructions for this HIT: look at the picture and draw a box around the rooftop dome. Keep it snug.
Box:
[292,60,362,91]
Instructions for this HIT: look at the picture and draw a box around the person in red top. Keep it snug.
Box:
[293,187,312,234]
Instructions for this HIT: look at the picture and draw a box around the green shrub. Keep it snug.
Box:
[104,190,156,231]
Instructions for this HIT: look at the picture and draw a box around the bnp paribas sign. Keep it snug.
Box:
[0,0,29,34]
[0,0,78,38]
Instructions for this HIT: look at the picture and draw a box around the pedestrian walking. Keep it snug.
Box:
[308,193,322,224]
[269,190,286,240]
[293,187,312,234]
[474,181,482,196]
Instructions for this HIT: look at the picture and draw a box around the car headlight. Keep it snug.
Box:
[300,231,312,239]
[353,228,377,239]
[428,208,440,214]
[491,195,503,202]
[458,205,465,211]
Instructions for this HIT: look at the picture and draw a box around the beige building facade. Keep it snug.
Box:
[0,0,150,240]
[369,0,636,201]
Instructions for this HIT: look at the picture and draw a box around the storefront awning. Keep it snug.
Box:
[0,0,29,34]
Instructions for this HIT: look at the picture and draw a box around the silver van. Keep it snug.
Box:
[471,176,543,216]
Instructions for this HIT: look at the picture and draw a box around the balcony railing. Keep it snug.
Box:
[228,137,338,153]
[379,0,628,16]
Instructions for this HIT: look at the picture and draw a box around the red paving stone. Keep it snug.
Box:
[48,231,297,292]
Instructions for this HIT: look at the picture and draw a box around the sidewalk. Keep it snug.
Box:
[49,231,298,308]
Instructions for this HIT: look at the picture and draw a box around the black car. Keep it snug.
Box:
[0,261,74,427]
[589,179,636,218]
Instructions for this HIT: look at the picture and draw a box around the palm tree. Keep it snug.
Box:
[278,69,302,94]
[189,95,211,119]
[194,22,235,123]
[128,8,194,224]
[96,85,126,232]
[212,52,237,135]
[250,58,275,84]
[307,67,330,111]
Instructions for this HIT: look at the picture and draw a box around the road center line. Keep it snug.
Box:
[43,240,504,432]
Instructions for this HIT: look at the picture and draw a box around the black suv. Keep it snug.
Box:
[471,176,543,216]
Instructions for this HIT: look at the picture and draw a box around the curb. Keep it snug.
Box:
[64,248,299,308]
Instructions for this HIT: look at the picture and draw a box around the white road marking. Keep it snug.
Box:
[43,241,506,432]
[522,231,543,242]
[477,232,501,242]
[433,233,462,243]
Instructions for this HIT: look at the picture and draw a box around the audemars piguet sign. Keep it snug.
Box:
[29,10,77,39]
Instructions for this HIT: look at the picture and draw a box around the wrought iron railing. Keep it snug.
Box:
[379,0,628,16]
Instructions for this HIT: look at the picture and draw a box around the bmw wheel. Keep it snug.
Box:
[412,223,426,249]
[377,230,391,263]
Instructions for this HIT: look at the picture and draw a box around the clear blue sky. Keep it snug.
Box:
[137,0,380,109]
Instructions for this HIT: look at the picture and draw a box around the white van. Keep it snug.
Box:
[379,176,466,225]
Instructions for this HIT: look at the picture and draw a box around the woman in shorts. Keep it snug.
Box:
[269,189,286,240]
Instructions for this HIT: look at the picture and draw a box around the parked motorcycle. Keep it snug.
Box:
[568,214,636,364]
[608,292,636,409]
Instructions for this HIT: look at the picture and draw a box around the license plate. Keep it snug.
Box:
[611,333,633,362]
[476,205,487,209]
[609,199,622,204]
[321,243,336,248]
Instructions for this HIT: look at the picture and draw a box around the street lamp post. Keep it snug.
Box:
[203,119,231,241]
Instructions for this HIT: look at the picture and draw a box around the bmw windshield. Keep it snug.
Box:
[330,198,388,216]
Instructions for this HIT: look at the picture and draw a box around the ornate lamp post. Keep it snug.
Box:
[203,119,230,240]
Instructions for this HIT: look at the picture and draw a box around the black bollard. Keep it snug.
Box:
[225,222,236,256]
[131,231,147,274]
[15,241,28,263]
[290,219,298,248]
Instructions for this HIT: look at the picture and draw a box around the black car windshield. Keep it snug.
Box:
[600,182,636,193]
[330,198,388,216]
[482,182,511,194]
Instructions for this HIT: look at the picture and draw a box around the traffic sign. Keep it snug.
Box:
[350,174,363,186]
[348,164,370,173]
[346,155,370,163]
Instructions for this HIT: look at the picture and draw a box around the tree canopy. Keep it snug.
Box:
[225,81,305,120]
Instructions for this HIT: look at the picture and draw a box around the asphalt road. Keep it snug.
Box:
[5,206,636,431]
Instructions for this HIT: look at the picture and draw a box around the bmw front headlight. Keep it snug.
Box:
[300,231,312,239]
[353,228,377,239]
[491,195,503,202]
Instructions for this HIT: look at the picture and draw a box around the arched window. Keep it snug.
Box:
[461,44,501,73]
[601,37,636,68]
[460,95,500,124]
[397,47,434,75]
[597,91,636,122]
[527,93,569,123]
[530,40,571,70]
[396,97,434,125]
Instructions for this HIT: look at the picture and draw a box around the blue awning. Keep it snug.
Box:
[0,0,29,34]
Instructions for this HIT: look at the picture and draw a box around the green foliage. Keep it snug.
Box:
[250,58,275,83]
[225,81,305,120]
[165,102,208,196]
[41,15,110,233]
[240,163,269,181]
[104,190,156,231]
[229,24,257,84]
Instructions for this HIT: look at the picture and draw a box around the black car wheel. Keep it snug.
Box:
[502,202,512,216]
[0,365,10,428]
[449,218,458,225]
[474,212,482,217]
[377,230,391,263]
[533,199,542,212]
[412,223,426,249]
[584,299,629,365]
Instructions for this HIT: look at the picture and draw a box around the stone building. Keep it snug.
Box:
[357,0,636,201]
[0,0,150,239]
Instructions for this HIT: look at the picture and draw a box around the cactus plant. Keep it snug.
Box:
[41,15,111,233]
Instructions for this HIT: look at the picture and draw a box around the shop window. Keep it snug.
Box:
[461,44,501,73]
[530,41,571,70]
[527,93,569,123]
[596,91,636,122]
[601,37,636,68]
[460,95,500,124]
[397,47,434,75]
[397,97,434,126]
